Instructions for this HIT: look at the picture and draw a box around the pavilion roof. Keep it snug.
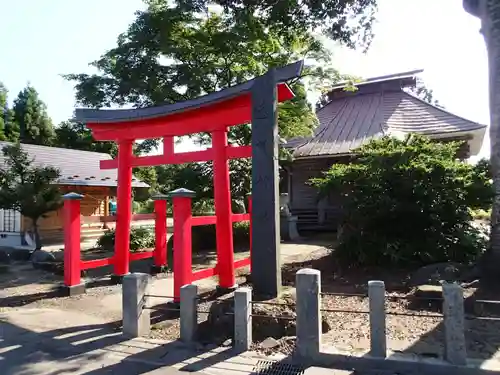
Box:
[286,71,486,158]
[0,142,149,188]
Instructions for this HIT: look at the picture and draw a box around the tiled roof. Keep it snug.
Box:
[287,90,486,158]
[0,142,149,188]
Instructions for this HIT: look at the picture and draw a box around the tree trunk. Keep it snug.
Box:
[475,0,500,280]
[32,218,43,251]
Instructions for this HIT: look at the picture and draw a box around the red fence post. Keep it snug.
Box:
[63,193,86,296]
[170,188,195,302]
[114,139,134,281]
[152,193,168,274]
[247,194,252,271]
[212,129,236,290]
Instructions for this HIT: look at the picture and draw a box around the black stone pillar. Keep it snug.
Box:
[251,68,282,299]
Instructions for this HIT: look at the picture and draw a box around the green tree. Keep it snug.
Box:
[0,82,9,141]
[311,135,493,268]
[13,85,54,145]
[464,0,500,282]
[156,163,212,197]
[0,144,63,251]
[54,121,117,155]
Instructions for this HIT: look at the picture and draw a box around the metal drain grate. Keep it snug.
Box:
[252,360,305,375]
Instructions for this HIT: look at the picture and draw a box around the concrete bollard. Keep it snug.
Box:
[442,282,467,365]
[180,284,198,343]
[234,287,252,352]
[296,268,322,359]
[122,273,151,338]
[368,280,386,358]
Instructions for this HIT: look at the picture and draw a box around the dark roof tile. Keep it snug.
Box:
[0,142,149,188]
[288,90,486,157]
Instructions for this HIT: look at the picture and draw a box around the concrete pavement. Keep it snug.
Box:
[0,308,199,375]
[0,308,392,375]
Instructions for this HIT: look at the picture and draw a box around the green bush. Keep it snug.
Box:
[192,199,215,215]
[96,227,155,252]
[311,135,492,268]
[138,199,155,213]
[167,221,250,254]
[132,201,142,213]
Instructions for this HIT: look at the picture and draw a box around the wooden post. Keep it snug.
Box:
[212,129,236,290]
[152,193,168,273]
[170,188,195,302]
[163,135,174,156]
[63,193,85,296]
[114,139,134,281]
[103,194,110,229]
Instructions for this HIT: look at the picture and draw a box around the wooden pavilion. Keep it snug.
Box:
[0,142,148,247]
[283,70,487,231]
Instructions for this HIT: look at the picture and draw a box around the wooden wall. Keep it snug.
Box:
[288,157,339,210]
[22,185,112,243]
[288,156,351,230]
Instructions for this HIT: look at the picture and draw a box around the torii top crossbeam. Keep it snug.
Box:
[75,61,303,141]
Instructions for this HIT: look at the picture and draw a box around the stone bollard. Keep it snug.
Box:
[234,287,252,352]
[296,268,322,359]
[368,280,386,358]
[122,273,151,338]
[180,284,198,343]
[442,282,467,365]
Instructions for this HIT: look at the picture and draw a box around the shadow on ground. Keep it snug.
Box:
[0,313,265,375]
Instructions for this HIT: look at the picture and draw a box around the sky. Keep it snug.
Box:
[0,0,489,158]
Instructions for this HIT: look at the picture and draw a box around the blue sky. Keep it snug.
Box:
[0,0,489,158]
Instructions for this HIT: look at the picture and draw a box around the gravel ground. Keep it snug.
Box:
[147,278,500,361]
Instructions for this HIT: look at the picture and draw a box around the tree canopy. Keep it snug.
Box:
[54,121,117,155]
[13,85,55,145]
[173,0,378,50]
[0,82,16,142]
[0,82,57,145]
[0,83,9,141]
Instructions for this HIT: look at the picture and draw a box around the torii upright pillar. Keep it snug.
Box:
[251,68,282,299]
[113,139,134,280]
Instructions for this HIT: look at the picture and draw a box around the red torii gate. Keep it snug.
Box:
[74,61,303,297]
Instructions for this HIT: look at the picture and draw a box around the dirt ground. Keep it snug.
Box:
[1,234,500,363]
[0,236,331,321]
